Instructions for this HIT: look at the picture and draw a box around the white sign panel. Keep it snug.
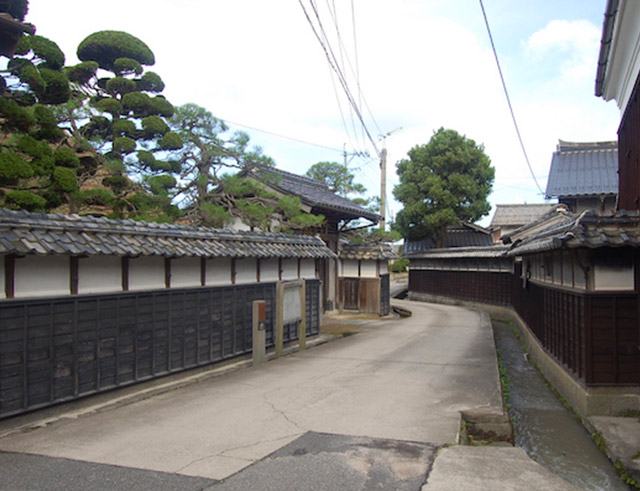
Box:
[283,284,302,324]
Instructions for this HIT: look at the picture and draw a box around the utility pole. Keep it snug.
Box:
[379,147,387,230]
[378,127,402,231]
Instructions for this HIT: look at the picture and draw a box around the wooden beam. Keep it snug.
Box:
[256,258,261,283]
[121,257,129,291]
[231,258,237,284]
[278,258,282,281]
[70,256,79,295]
[4,254,15,299]
[200,257,206,286]
[297,258,301,279]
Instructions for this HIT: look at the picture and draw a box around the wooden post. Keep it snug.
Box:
[70,256,79,295]
[121,257,129,291]
[200,257,206,286]
[275,281,284,357]
[298,280,307,350]
[252,300,267,366]
[164,257,171,288]
[4,254,15,299]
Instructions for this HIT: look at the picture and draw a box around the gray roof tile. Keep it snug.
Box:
[0,209,335,259]
[490,204,557,227]
[545,140,618,198]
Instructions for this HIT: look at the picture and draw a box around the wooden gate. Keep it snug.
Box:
[342,278,359,310]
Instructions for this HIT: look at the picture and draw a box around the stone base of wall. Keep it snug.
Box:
[409,292,640,418]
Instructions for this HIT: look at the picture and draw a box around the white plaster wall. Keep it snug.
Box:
[360,261,377,278]
[171,257,201,288]
[15,255,69,298]
[206,257,231,286]
[260,258,279,282]
[341,259,359,278]
[594,264,634,290]
[574,263,587,289]
[300,259,315,279]
[78,255,121,294]
[236,258,257,284]
[380,261,389,275]
[282,258,298,280]
[129,256,165,291]
[0,255,4,299]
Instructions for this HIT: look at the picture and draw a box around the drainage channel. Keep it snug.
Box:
[492,319,629,491]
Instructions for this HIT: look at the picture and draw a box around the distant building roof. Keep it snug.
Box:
[506,208,640,256]
[339,243,398,261]
[404,222,493,256]
[248,167,379,222]
[545,140,618,199]
[490,203,558,228]
[408,245,508,260]
[0,209,335,259]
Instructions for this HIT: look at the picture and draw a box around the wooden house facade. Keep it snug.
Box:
[0,209,335,418]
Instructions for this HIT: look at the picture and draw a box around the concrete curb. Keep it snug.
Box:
[0,334,335,439]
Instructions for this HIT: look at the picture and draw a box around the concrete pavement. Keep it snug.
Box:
[0,300,510,489]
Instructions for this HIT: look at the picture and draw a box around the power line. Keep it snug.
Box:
[216,115,351,154]
[478,0,545,195]
[298,0,380,156]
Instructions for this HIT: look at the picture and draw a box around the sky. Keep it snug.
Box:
[27,0,620,226]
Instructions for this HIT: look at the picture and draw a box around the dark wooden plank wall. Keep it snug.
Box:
[0,279,322,419]
[617,69,640,211]
[409,269,512,306]
[409,262,640,387]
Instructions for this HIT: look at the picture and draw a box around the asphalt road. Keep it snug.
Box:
[0,300,501,490]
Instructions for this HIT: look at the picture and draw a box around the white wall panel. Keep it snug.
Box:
[78,255,121,294]
[236,258,257,284]
[341,259,359,278]
[594,264,634,290]
[260,258,279,282]
[300,259,315,279]
[206,257,231,286]
[129,256,164,291]
[171,257,201,288]
[282,258,298,280]
[360,261,377,278]
[15,255,69,298]
[379,261,389,275]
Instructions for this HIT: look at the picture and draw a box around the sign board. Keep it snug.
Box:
[283,282,302,324]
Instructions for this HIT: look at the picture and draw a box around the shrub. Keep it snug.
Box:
[39,68,70,104]
[113,136,136,154]
[0,98,34,131]
[150,96,173,117]
[138,71,165,93]
[65,61,99,84]
[0,150,33,181]
[121,91,152,115]
[77,31,155,70]
[106,76,137,95]
[159,131,182,150]
[141,115,168,138]
[112,119,137,137]
[52,166,78,192]
[5,190,46,211]
[390,258,409,273]
[75,188,115,206]
[30,35,65,69]
[54,147,80,168]
[146,174,176,195]
[113,57,143,76]
[93,97,122,115]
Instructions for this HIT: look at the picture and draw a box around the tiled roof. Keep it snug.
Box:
[408,245,509,259]
[0,209,336,259]
[250,167,380,222]
[545,140,618,198]
[507,209,640,256]
[404,223,493,256]
[339,243,398,261]
[490,203,557,227]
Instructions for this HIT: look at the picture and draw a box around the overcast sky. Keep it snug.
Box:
[28,0,619,226]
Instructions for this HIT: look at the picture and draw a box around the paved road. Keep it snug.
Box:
[0,300,501,489]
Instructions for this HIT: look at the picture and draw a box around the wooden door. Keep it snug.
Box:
[343,278,360,310]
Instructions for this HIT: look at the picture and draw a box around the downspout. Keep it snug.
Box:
[595,0,620,97]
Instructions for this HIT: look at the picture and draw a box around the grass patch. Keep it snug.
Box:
[496,352,511,411]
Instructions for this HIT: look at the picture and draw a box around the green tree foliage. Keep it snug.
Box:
[62,30,181,220]
[393,128,494,243]
[305,161,366,196]
[168,103,324,230]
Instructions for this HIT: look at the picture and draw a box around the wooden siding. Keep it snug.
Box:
[409,262,640,387]
[337,277,384,315]
[618,69,640,211]
[0,279,321,419]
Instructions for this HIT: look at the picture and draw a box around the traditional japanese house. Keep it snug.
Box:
[545,140,618,214]
[246,167,380,312]
[337,242,397,316]
[489,203,557,242]
[0,209,334,418]
[403,222,493,256]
